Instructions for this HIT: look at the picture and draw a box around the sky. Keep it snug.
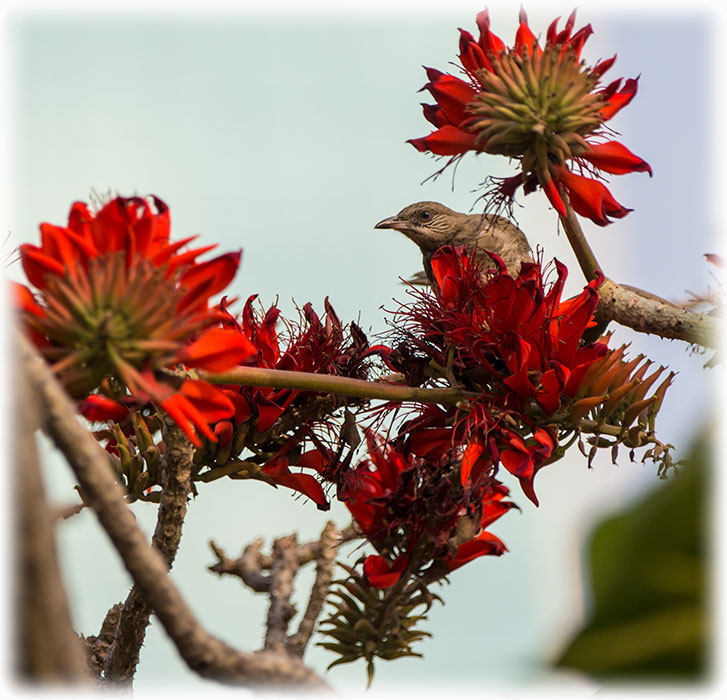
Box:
[2,0,725,696]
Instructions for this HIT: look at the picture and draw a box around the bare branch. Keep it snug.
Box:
[17,331,329,689]
[14,337,89,682]
[103,420,195,684]
[82,605,122,679]
[286,521,340,658]
[596,279,719,348]
[264,535,300,650]
[209,538,271,592]
[559,197,720,348]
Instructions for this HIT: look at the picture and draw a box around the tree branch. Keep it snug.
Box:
[17,331,329,689]
[15,345,89,683]
[286,521,340,658]
[102,421,194,684]
[560,200,720,348]
[264,535,300,651]
[595,278,719,348]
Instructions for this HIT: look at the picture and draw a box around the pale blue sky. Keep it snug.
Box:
[4,0,721,694]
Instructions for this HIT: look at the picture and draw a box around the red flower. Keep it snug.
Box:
[341,433,513,588]
[409,9,651,225]
[15,196,251,446]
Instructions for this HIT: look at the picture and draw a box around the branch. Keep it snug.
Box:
[286,521,340,658]
[209,522,347,658]
[82,605,122,679]
[264,535,300,651]
[102,421,194,684]
[560,200,720,348]
[209,538,271,592]
[17,331,329,689]
[595,278,719,348]
[205,366,479,405]
[15,345,89,682]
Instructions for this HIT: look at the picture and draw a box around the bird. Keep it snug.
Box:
[374,201,532,283]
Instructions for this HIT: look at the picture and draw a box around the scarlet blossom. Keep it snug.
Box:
[15,195,252,446]
[338,432,513,588]
[409,8,651,225]
[206,295,383,506]
[387,246,612,503]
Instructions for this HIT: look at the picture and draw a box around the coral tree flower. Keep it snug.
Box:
[15,195,253,446]
[409,9,652,225]
[210,295,381,508]
[341,432,513,588]
[391,245,610,504]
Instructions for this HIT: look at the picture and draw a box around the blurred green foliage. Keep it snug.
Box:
[555,425,710,679]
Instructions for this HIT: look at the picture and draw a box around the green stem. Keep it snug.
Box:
[560,197,603,281]
[204,366,479,407]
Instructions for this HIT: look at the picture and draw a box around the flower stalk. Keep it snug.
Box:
[560,196,604,281]
[204,366,479,406]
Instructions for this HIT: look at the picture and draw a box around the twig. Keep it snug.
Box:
[264,535,300,651]
[102,420,194,685]
[286,521,340,658]
[82,605,123,679]
[17,331,329,689]
[209,538,271,592]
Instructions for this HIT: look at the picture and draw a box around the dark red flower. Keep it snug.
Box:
[409,9,651,225]
[15,196,251,446]
[340,432,513,588]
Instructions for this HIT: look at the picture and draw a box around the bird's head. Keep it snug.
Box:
[374,201,461,252]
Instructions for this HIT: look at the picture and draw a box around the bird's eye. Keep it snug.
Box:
[419,210,431,221]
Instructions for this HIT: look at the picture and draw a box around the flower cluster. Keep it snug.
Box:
[343,432,513,588]
[409,9,652,225]
[383,246,672,505]
[192,295,383,508]
[14,196,253,445]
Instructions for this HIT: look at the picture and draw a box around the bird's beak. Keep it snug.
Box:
[374,215,405,231]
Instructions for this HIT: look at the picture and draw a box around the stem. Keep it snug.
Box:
[205,366,479,406]
[560,197,603,280]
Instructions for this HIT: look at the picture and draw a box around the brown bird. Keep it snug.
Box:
[375,201,532,283]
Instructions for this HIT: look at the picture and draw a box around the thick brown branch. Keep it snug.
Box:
[286,521,340,658]
[18,332,328,689]
[596,278,719,348]
[15,348,89,682]
[560,199,720,348]
[264,535,300,651]
[103,421,194,684]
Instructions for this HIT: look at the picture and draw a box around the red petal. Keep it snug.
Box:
[179,378,236,423]
[514,17,540,57]
[425,73,478,127]
[363,555,407,589]
[180,250,242,298]
[541,177,567,218]
[555,167,632,225]
[599,77,639,120]
[447,531,507,571]
[262,465,329,510]
[581,141,652,176]
[80,395,129,423]
[20,244,66,288]
[177,328,256,372]
[461,441,485,486]
[408,125,479,156]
